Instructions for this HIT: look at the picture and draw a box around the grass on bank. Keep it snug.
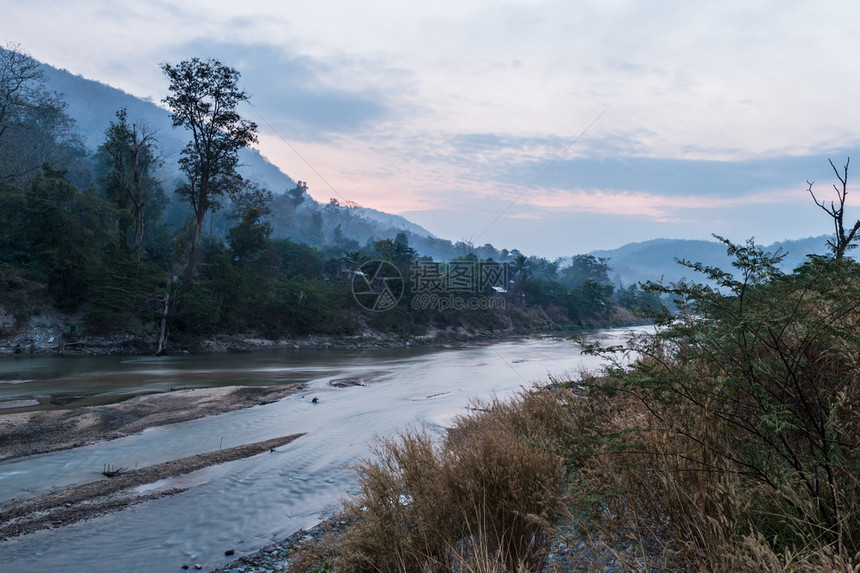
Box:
[290,240,860,572]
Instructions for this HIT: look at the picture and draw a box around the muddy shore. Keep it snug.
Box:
[0,384,304,462]
[0,327,530,357]
[0,384,308,543]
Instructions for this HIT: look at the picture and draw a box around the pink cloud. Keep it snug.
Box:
[518,187,799,222]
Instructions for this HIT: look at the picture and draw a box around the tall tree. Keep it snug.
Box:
[560,254,611,287]
[228,207,272,264]
[161,57,258,282]
[99,108,162,258]
[287,180,308,207]
[230,180,272,220]
[0,43,74,181]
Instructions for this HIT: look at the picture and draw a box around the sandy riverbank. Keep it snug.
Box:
[0,384,304,462]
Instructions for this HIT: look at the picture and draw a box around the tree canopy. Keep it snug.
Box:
[161,57,258,282]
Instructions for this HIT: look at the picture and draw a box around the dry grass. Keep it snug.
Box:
[289,366,859,572]
[290,387,576,572]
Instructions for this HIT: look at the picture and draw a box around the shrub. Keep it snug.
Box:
[175,282,219,334]
[574,238,860,570]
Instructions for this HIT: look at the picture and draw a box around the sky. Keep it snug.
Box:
[4,0,860,257]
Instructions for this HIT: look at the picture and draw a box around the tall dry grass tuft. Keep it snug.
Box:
[292,387,576,572]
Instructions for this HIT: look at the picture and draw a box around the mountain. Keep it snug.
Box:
[38,61,439,247]
[41,65,296,195]
[32,58,840,269]
[588,236,833,286]
[357,207,435,239]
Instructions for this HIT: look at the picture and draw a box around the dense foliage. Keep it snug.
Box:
[571,238,860,569]
[0,46,639,349]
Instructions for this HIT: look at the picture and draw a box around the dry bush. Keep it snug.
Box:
[293,387,576,572]
[565,247,860,571]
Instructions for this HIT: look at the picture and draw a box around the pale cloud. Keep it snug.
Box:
[5,0,860,254]
[523,187,802,222]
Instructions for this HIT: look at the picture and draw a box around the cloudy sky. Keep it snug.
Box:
[4,0,860,257]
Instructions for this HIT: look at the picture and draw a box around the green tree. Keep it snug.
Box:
[227,206,272,264]
[287,181,307,207]
[393,231,417,264]
[0,43,75,181]
[373,238,396,261]
[596,237,860,552]
[303,211,324,245]
[560,254,611,287]
[161,57,258,283]
[510,253,531,284]
[570,279,613,322]
[24,167,112,305]
[341,249,368,273]
[272,239,324,280]
[617,283,663,315]
[87,245,167,332]
[230,181,272,220]
[98,108,162,258]
[0,180,28,265]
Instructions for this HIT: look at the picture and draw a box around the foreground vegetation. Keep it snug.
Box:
[288,239,859,572]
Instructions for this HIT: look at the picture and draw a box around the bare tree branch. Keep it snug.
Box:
[807,158,859,259]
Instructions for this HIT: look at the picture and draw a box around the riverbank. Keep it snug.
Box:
[0,290,640,357]
[212,385,656,573]
[0,325,581,356]
[213,517,654,573]
[0,384,304,462]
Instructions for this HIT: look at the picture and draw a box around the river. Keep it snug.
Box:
[0,328,642,572]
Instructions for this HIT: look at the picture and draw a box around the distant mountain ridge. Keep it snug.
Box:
[38,61,438,242]
[41,65,297,195]
[33,57,837,271]
[588,235,833,286]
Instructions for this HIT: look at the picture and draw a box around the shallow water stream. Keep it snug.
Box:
[0,329,642,572]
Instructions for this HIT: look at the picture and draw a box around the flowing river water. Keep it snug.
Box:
[0,328,643,572]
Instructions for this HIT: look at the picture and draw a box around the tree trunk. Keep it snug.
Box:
[155,289,170,356]
[184,215,204,285]
[133,202,146,261]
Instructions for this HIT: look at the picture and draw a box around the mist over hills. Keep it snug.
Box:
[36,57,840,282]
[588,235,832,287]
[41,65,296,196]
[39,61,437,245]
